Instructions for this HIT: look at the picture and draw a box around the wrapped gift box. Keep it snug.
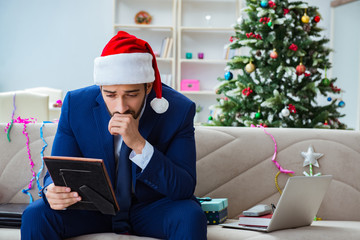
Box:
[181,79,200,91]
[198,198,228,225]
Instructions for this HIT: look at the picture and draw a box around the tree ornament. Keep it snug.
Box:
[322,78,330,86]
[270,49,278,59]
[303,23,311,33]
[224,71,233,80]
[338,100,345,108]
[260,0,268,8]
[288,104,296,113]
[296,63,306,75]
[267,20,272,27]
[301,9,310,23]
[327,97,332,101]
[256,50,262,57]
[314,16,320,23]
[208,116,213,121]
[255,111,262,119]
[281,107,290,117]
[242,87,253,96]
[245,62,255,73]
[289,43,298,51]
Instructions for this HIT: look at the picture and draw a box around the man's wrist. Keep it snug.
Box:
[133,139,146,154]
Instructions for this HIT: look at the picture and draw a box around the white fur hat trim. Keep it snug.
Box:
[150,97,169,114]
[94,52,154,85]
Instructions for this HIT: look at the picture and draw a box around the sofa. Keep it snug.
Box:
[1,123,360,239]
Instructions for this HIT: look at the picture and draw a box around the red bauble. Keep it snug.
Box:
[314,16,320,23]
[296,63,306,75]
[270,50,278,59]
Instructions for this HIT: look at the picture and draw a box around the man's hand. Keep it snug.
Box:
[45,183,81,210]
[108,113,145,154]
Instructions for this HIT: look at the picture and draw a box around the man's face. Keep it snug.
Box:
[101,83,153,119]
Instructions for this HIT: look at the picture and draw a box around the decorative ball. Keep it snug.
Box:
[281,108,290,117]
[327,97,332,102]
[338,100,345,108]
[270,50,278,59]
[255,112,262,119]
[260,0,268,8]
[245,62,255,73]
[267,21,272,27]
[322,78,330,86]
[256,50,262,57]
[208,116,213,121]
[296,63,306,75]
[224,71,233,80]
[314,16,320,23]
[301,13,310,23]
[237,17,244,24]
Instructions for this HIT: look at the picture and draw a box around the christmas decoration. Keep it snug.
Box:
[270,49,278,59]
[245,62,255,73]
[224,71,233,80]
[338,100,345,108]
[211,0,347,129]
[288,104,296,113]
[268,1,276,8]
[314,16,320,23]
[289,43,298,51]
[301,12,310,23]
[255,110,262,119]
[296,63,306,75]
[322,78,330,86]
[242,87,253,96]
[135,11,152,25]
[303,23,311,33]
[281,107,290,117]
[260,0,268,8]
[301,145,323,176]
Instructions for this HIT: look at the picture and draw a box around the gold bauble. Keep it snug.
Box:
[301,13,310,23]
[245,62,255,73]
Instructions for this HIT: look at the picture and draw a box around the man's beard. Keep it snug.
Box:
[110,93,147,120]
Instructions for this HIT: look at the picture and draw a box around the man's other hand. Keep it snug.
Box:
[45,183,81,210]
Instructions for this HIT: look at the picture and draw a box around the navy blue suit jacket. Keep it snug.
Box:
[44,84,197,205]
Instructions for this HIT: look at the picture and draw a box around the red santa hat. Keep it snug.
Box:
[94,31,169,114]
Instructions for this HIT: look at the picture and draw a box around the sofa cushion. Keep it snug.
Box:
[194,127,360,220]
[207,220,360,239]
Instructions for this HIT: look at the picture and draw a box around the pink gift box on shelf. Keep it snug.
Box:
[181,79,200,91]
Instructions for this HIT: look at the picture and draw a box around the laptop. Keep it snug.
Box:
[220,175,332,232]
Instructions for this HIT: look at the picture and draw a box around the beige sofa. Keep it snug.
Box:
[1,123,360,239]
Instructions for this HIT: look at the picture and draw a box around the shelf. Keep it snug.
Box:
[180,27,234,32]
[114,24,174,31]
[180,59,228,64]
[156,57,174,62]
[180,91,217,95]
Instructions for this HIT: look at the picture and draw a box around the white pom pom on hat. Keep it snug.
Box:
[94,31,169,114]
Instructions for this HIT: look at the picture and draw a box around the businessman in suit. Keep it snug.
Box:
[21,31,207,240]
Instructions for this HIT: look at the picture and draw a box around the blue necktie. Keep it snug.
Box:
[112,144,132,233]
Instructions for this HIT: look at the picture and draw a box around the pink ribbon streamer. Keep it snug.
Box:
[5,117,37,202]
[251,124,294,174]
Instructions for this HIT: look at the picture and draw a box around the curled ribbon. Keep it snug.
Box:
[251,124,294,174]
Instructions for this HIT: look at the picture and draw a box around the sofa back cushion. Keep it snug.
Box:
[194,126,360,221]
[0,123,57,204]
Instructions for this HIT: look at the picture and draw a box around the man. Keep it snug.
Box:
[21,31,207,239]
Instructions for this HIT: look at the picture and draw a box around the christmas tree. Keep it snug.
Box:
[211,0,347,129]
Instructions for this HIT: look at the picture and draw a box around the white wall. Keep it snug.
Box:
[0,0,113,95]
[0,0,357,128]
[331,1,360,130]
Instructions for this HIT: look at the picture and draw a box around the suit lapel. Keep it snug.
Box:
[93,92,116,186]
